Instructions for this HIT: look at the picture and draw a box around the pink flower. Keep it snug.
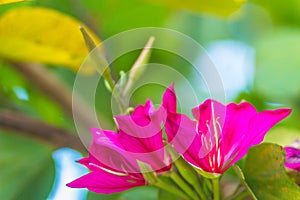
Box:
[163,84,291,175]
[67,100,171,194]
[285,141,300,172]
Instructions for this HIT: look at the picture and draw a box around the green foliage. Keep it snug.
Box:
[1,0,300,200]
[254,28,300,103]
[244,143,300,199]
[0,63,72,128]
[158,189,181,200]
[82,0,170,38]
[0,131,55,200]
[140,0,245,17]
[87,186,159,200]
[251,0,300,26]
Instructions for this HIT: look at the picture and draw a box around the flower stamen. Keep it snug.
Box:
[89,163,128,177]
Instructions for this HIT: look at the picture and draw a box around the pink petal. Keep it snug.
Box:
[184,98,291,173]
[114,102,166,139]
[67,171,145,194]
[192,99,226,137]
[114,102,171,171]
[218,102,258,168]
[90,104,171,173]
[90,128,140,173]
[223,107,291,171]
[130,100,154,126]
[162,83,176,113]
[163,86,211,171]
[118,129,171,172]
[163,84,197,157]
[164,113,198,157]
[285,147,300,172]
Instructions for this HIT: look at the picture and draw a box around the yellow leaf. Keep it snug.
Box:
[0,0,24,5]
[140,0,246,17]
[0,7,101,74]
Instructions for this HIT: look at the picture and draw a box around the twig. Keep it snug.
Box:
[10,62,111,129]
[0,111,86,152]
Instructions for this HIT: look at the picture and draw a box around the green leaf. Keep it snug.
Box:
[82,0,170,38]
[232,165,257,200]
[0,131,55,200]
[141,0,245,17]
[87,192,121,200]
[0,7,100,74]
[158,189,181,200]
[121,186,158,200]
[244,143,300,199]
[87,186,158,200]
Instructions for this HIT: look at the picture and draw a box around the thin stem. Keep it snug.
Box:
[212,178,220,200]
[203,177,212,197]
[138,161,191,200]
[122,36,154,96]
[112,90,126,114]
[167,145,208,200]
[170,171,199,200]
[11,62,111,129]
[232,165,257,200]
[195,182,209,200]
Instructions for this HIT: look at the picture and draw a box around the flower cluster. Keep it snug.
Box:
[67,100,171,194]
[68,84,291,195]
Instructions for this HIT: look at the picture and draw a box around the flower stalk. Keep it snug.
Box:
[169,171,199,200]
[212,177,220,200]
[156,177,192,200]
[167,145,208,200]
[138,160,191,199]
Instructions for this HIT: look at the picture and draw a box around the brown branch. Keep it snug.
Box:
[0,111,86,153]
[11,62,111,129]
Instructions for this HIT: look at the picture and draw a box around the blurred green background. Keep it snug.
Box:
[0,0,300,199]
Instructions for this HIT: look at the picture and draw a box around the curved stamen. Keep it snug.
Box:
[89,163,128,177]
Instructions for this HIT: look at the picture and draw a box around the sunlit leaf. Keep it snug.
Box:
[0,7,100,74]
[244,143,300,199]
[0,0,24,5]
[141,0,246,17]
[0,131,55,200]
